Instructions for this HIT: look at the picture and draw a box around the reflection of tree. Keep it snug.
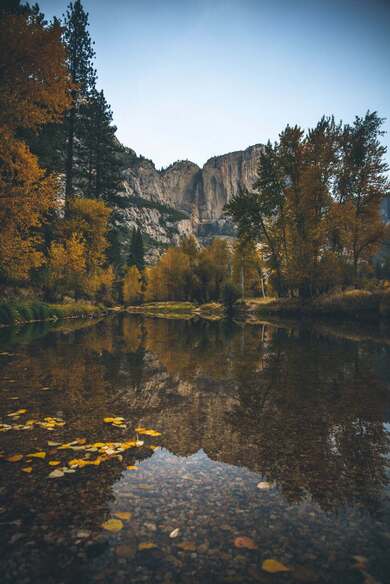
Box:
[1,315,389,521]
[228,326,390,511]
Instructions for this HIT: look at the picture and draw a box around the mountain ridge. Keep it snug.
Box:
[111,142,264,261]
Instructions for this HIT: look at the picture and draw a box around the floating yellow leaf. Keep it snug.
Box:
[122,441,137,449]
[21,466,33,473]
[101,518,123,533]
[126,465,138,470]
[135,427,161,437]
[257,481,272,490]
[49,460,61,466]
[6,454,23,462]
[7,409,28,417]
[138,542,157,551]
[48,469,64,478]
[104,417,125,425]
[48,441,62,446]
[262,559,290,573]
[27,452,46,459]
[113,512,132,521]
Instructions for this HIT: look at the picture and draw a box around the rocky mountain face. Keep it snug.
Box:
[111,144,263,260]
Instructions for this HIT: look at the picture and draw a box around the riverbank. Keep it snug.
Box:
[237,289,390,320]
[0,301,108,327]
[126,301,226,320]
[126,289,390,322]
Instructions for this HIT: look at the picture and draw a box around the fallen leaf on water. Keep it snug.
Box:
[101,518,123,533]
[169,528,180,538]
[135,427,161,437]
[257,481,272,490]
[177,541,197,552]
[262,559,290,573]
[47,441,61,446]
[138,542,157,551]
[21,467,33,473]
[234,536,257,550]
[6,454,23,462]
[127,465,138,470]
[7,409,28,417]
[48,461,61,466]
[113,512,132,521]
[48,469,64,478]
[27,452,46,459]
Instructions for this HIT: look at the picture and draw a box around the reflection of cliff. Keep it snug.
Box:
[1,315,389,515]
[122,317,390,511]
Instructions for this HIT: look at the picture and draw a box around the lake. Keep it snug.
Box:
[0,315,390,584]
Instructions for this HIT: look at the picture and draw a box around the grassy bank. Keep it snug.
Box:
[126,301,226,320]
[0,301,106,327]
[126,302,196,319]
[237,289,390,320]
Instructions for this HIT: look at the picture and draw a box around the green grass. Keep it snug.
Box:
[127,301,196,314]
[0,301,105,326]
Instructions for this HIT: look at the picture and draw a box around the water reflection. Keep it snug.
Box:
[0,315,390,583]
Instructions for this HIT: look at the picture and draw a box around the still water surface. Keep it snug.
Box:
[0,315,390,584]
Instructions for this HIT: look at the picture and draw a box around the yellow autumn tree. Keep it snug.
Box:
[61,198,112,274]
[0,136,59,281]
[144,266,167,302]
[84,266,115,304]
[48,233,86,298]
[0,11,70,283]
[48,198,112,299]
[123,266,143,305]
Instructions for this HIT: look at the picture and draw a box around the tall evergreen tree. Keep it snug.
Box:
[128,229,145,272]
[79,90,123,200]
[63,0,96,200]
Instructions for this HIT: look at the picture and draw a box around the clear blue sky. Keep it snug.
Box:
[39,0,390,169]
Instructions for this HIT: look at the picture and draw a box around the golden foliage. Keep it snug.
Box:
[47,198,112,299]
[48,233,86,297]
[0,11,70,283]
[0,14,71,132]
[0,131,58,281]
[123,265,142,305]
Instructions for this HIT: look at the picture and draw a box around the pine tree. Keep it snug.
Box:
[128,229,145,272]
[63,0,96,200]
[79,90,123,200]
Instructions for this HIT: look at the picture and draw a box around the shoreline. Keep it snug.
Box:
[0,301,118,328]
[126,289,390,322]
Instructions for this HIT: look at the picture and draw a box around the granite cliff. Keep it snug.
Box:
[111,143,263,260]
